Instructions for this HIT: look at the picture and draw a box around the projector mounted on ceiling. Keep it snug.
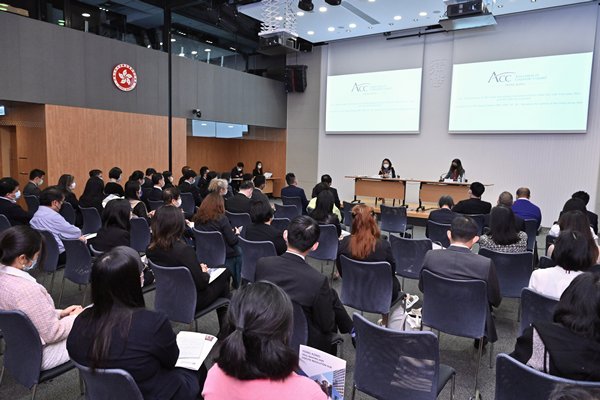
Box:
[438,0,496,31]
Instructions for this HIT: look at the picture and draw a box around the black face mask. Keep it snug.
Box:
[452,164,458,168]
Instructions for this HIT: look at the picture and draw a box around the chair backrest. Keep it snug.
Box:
[148,261,197,324]
[59,201,77,225]
[538,256,556,269]
[519,288,559,335]
[238,237,276,283]
[129,217,151,253]
[225,211,252,231]
[353,313,442,400]
[80,207,102,235]
[141,187,152,201]
[179,192,196,216]
[0,310,44,389]
[63,239,93,285]
[281,196,303,215]
[192,228,226,267]
[380,204,408,234]
[274,204,298,220]
[271,217,290,232]
[290,301,308,353]
[426,221,451,248]
[72,360,143,400]
[494,353,600,400]
[89,244,104,257]
[0,214,11,232]
[467,214,485,236]
[339,255,393,315]
[308,224,339,261]
[38,230,60,273]
[147,200,163,212]
[478,249,533,298]
[24,195,40,214]
[390,235,432,280]
[523,219,538,252]
[420,269,488,339]
[545,234,557,253]
[342,201,361,228]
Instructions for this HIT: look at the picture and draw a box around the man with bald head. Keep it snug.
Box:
[512,187,542,227]
[484,191,525,231]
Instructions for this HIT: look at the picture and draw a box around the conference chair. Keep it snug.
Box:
[88,244,104,258]
[129,217,151,253]
[141,187,152,202]
[274,204,298,220]
[427,221,451,248]
[519,288,558,335]
[24,195,39,214]
[308,224,339,280]
[192,228,226,267]
[148,261,230,331]
[38,230,64,294]
[390,235,432,288]
[352,313,455,400]
[271,217,290,232]
[225,211,252,232]
[0,214,10,233]
[59,202,76,225]
[380,204,413,238]
[72,360,143,400]
[80,207,102,235]
[238,237,276,284]
[545,234,556,254]
[342,201,362,229]
[290,301,343,356]
[523,219,539,252]
[58,238,93,307]
[281,196,303,215]
[466,214,485,236]
[494,353,600,400]
[420,270,490,400]
[0,310,75,400]
[179,192,196,218]
[147,200,163,212]
[537,255,556,269]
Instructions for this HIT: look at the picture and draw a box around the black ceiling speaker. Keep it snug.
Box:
[298,0,314,12]
[325,0,342,5]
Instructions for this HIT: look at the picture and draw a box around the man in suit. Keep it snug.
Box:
[225,180,253,214]
[311,174,341,210]
[483,191,526,232]
[255,215,353,353]
[281,172,309,214]
[0,177,32,226]
[142,168,156,189]
[419,215,501,344]
[251,175,270,206]
[178,169,202,206]
[426,195,458,237]
[572,191,598,234]
[23,168,45,197]
[452,181,492,215]
[512,187,542,227]
[230,162,244,192]
[147,173,165,202]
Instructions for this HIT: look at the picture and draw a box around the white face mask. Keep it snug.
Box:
[14,190,21,200]
[237,167,242,172]
[23,257,38,272]
[70,182,76,190]
[175,198,182,208]
[383,164,390,169]
[38,179,44,186]
[257,164,262,169]
[169,176,174,183]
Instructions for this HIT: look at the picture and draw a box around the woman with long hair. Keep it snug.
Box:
[124,180,151,220]
[89,199,131,252]
[252,161,263,177]
[202,281,326,400]
[479,206,527,253]
[547,210,600,262]
[308,189,342,237]
[57,173,82,227]
[67,246,202,399]
[443,158,466,182]
[378,158,396,178]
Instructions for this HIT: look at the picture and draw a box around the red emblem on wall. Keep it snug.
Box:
[112,64,137,92]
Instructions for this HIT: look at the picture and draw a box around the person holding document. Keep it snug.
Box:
[442,158,466,182]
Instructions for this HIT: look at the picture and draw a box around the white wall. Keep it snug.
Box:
[301,3,600,227]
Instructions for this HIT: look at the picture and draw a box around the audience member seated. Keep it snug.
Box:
[0,226,83,370]
[419,215,501,343]
[217,173,234,200]
[255,216,354,354]
[547,211,600,262]
[281,172,309,214]
[484,191,526,232]
[23,168,45,197]
[129,170,145,187]
[199,169,216,198]
[426,195,457,236]
[245,200,287,256]
[225,180,253,214]
[146,206,230,327]
[479,206,528,253]
[307,183,342,221]
[57,174,82,227]
[79,169,105,214]
[30,187,84,264]
[0,177,32,226]
[193,192,242,288]
[452,182,492,215]
[104,167,125,197]
[511,272,600,381]
[250,175,270,206]
[125,180,152,221]
[202,281,327,400]
[142,168,156,189]
[252,160,263,177]
[572,191,598,234]
[162,171,174,189]
[89,199,131,252]
[309,190,342,237]
[179,169,202,206]
[550,198,597,239]
[512,187,542,227]
[209,178,229,197]
[311,174,341,210]
[147,173,165,202]
[162,186,182,208]
[67,246,204,399]
[230,162,244,192]
[529,229,596,299]
[337,204,400,306]
[178,166,192,186]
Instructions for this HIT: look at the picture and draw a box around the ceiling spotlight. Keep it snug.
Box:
[327,26,335,32]
[81,12,91,17]
[191,50,198,55]
[204,48,211,52]
[393,15,402,21]
[325,0,342,5]
[348,23,357,28]
[419,11,428,16]
[319,6,327,12]
[297,11,304,16]
[307,30,315,35]
[298,0,314,12]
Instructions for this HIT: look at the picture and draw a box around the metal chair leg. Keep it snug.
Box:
[450,373,456,400]
[489,341,495,368]
[31,383,38,400]
[81,285,87,306]
[49,272,56,295]
[78,370,85,395]
[351,385,357,400]
[0,365,5,385]
[474,336,483,399]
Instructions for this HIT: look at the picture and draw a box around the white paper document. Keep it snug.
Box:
[299,345,347,400]
[175,331,218,370]
[208,267,226,283]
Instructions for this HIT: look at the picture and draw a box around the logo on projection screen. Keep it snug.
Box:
[112,64,138,91]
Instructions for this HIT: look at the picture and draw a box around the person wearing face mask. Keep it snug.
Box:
[0,177,32,226]
[103,167,125,196]
[230,162,244,192]
[125,180,152,221]
[24,168,46,197]
[89,199,132,253]
[378,158,396,178]
[162,171,175,189]
[147,173,166,203]
[178,169,203,206]
[252,161,264,177]
[57,174,83,228]
[442,158,466,182]
[0,225,84,370]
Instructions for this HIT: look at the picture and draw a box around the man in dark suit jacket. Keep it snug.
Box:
[251,175,271,207]
[572,191,598,234]
[23,168,45,197]
[483,191,526,232]
[147,173,165,203]
[255,216,353,354]
[311,174,341,210]
[225,180,253,214]
[0,177,32,226]
[142,168,156,189]
[419,215,501,343]
[178,169,202,206]
[281,172,309,213]
[452,181,492,215]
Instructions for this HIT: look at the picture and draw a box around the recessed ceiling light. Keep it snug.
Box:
[229,47,236,51]
[205,48,211,52]
[530,0,536,2]
[297,11,304,16]
[147,44,151,48]
[191,50,198,55]
[201,123,207,126]
[228,125,234,128]
[307,30,315,35]
[419,11,428,17]
[349,23,357,28]
[319,6,327,12]
[275,16,283,20]
[393,15,402,21]
[171,38,176,42]
[368,0,375,2]
[206,40,213,44]
[159,42,163,46]
[178,53,185,57]
[328,26,335,32]
[81,12,91,17]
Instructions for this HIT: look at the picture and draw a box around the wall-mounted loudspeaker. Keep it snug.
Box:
[285,65,308,93]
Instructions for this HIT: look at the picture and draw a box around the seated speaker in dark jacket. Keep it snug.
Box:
[225,180,253,215]
[0,177,32,226]
[89,199,131,252]
[255,216,353,354]
[178,169,202,206]
[308,189,342,237]
[452,181,492,215]
[245,200,287,255]
[311,174,341,210]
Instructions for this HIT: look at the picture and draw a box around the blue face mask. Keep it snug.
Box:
[23,258,38,272]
